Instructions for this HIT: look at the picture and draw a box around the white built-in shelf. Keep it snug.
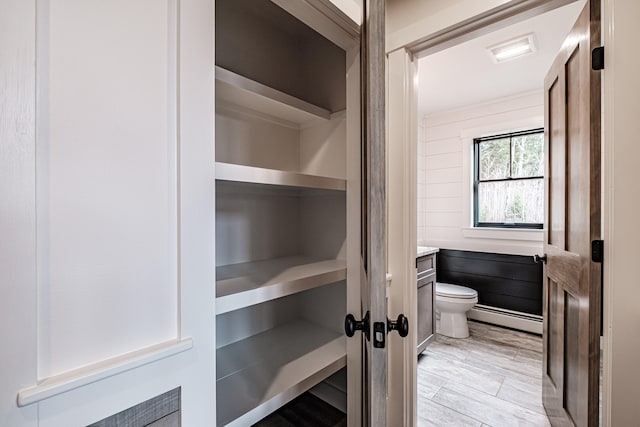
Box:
[215,66,331,126]
[215,162,346,191]
[216,256,346,315]
[216,320,346,426]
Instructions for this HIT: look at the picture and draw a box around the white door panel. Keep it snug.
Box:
[37,0,179,378]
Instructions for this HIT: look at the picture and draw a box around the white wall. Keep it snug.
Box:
[386,0,513,52]
[1,0,216,425]
[418,91,544,256]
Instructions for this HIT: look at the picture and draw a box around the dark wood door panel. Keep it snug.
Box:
[545,278,563,390]
[546,246,582,296]
[547,74,566,251]
[542,1,601,426]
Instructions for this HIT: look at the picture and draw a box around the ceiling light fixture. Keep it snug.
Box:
[488,33,536,63]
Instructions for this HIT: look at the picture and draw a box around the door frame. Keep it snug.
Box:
[385,1,610,426]
[600,2,640,425]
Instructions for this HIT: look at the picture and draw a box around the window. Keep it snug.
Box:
[474,129,544,229]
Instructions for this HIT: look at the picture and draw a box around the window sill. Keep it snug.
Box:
[462,227,543,241]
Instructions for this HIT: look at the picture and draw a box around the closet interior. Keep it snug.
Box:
[214,0,358,425]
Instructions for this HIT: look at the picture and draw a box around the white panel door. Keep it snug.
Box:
[36,0,179,377]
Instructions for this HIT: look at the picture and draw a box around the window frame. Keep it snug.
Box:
[473,128,544,229]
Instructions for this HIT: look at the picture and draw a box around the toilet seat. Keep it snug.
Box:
[436,282,477,299]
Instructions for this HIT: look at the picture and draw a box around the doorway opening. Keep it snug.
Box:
[413,1,602,425]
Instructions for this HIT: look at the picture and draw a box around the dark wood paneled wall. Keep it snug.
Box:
[436,249,543,316]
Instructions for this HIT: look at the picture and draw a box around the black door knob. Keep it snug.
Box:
[533,254,548,264]
[388,314,409,338]
[345,311,369,339]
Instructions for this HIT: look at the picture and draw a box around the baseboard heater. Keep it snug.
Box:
[468,304,542,335]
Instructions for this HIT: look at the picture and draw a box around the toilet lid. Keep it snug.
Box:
[436,282,478,299]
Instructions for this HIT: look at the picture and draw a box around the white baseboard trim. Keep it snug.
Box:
[468,305,542,335]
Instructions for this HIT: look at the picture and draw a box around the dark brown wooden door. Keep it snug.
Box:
[542,1,601,426]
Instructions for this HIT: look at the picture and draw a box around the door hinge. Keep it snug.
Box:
[592,240,604,263]
[592,46,604,70]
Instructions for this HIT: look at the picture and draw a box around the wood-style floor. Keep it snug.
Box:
[417,321,550,427]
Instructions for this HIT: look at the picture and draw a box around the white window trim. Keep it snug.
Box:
[462,226,543,241]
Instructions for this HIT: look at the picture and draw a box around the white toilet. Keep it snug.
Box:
[435,282,478,339]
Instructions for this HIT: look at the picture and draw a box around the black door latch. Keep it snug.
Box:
[388,314,409,337]
[345,312,409,349]
[533,254,547,264]
[373,321,385,348]
[345,311,369,340]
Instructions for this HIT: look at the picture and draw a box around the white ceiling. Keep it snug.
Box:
[417,1,585,115]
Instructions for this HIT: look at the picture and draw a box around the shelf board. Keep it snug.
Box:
[216,66,331,126]
[215,162,346,191]
[216,321,346,426]
[216,256,346,315]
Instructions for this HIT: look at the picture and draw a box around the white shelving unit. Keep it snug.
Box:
[216,321,346,426]
[216,256,346,314]
[216,66,331,127]
[215,0,357,424]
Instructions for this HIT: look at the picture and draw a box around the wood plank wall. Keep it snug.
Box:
[436,249,543,315]
[418,92,543,254]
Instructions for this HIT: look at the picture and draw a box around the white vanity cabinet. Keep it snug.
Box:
[214,0,361,425]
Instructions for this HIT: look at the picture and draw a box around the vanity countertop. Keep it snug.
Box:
[417,246,439,258]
